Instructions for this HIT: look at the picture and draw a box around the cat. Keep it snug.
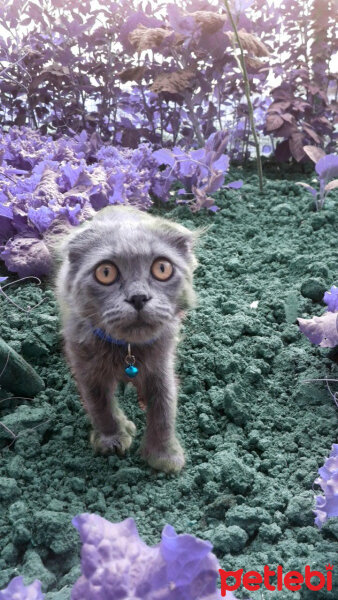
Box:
[55,205,198,473]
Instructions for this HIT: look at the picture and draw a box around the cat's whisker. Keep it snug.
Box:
[102,311,121,319]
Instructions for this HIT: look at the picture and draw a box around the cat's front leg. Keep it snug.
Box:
[89,387,136,457]
[67,348,136,455]
[140,364,185,474]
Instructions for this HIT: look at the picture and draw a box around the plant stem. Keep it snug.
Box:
[223,0,264,192]
[185,95,205,147]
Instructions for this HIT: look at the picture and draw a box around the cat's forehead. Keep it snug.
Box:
[88,221,178,263]
[70,206,194,268]
[105,222,165,256]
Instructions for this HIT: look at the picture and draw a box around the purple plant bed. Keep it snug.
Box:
[0,127,241,277]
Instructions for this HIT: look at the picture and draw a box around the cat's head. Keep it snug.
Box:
[59,206,198,343]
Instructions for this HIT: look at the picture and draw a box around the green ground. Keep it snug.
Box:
[0,170,337,599]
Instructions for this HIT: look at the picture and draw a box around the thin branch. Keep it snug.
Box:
[0,277,46,313]
[301,377,338,408]
[0,351,10,380]
[223,0,264,192]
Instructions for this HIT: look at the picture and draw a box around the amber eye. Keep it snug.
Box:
[151,258,173,281]
[94,262,118,285]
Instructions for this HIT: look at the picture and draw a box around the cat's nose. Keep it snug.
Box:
[127,294,150,311]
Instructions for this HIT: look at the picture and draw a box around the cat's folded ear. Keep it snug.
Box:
[65,225,99,264]
[159,221,208,257]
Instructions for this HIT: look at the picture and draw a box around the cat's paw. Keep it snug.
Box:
[141,438,185,474]
[90,420,136,456]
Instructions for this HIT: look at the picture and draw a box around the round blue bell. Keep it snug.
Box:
[125,365,138,378]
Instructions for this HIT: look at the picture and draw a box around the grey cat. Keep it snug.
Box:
[55,205,198,473]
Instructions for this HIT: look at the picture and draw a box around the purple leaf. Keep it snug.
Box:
[289,132,306,162]
[315,154,338,182]
[0,277,8,283]
[152,148,175,167]
[71,513,221,600]
[303,145,326,164]
[61,163,84,189]
[1,233,52,278]
[206,172,225,193]
[0,193,13,219]
[325,179,338,192]
[323,286,338,312]
[27,206,56,233]
[314,444,338,528]
[213,155,229,172]
[167,4,196,35]
[298,312,338,347]
[190,148,206,163]
[226,180,243,189]
[265,113,284,132]
[296,182,318,197]
[0,576,44,600]
[232,0,255,13]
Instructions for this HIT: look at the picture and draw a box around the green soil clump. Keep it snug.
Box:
[0,172,337,599]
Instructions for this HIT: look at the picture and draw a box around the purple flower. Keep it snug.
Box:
[0,576,44,600]
[71,513,222,600]
[323,286,338,312]
[314,444,338,528]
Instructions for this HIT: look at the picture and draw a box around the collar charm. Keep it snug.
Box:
[125,343,138,378]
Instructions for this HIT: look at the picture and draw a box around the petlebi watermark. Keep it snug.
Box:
[219,564,333,596]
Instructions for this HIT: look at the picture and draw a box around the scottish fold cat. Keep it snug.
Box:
[55,206,198,473]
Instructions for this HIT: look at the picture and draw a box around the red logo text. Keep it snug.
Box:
[219,564,333,595]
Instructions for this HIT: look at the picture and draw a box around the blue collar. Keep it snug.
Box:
[92,327,157,346]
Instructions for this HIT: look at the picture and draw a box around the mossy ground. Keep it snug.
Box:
[0,171,337,599]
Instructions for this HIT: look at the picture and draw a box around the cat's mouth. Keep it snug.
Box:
[106,312,164,343]
[124,313,157,331]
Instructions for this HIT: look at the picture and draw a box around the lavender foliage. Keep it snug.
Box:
[152,130,243,211]
[0,577,44,600]
[0,1,336,161]
[0,126,235,277]
[314,444,338,528]
[71,513,222,600]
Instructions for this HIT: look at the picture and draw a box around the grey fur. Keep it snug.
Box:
[55,206,198,473]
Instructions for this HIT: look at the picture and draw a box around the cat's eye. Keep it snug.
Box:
[151,258,173,281]
[94,262,118,285]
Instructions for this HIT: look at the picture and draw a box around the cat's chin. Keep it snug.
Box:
[110,321,164,344]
